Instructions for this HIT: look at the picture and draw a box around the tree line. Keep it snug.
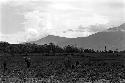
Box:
[0,41,121,55]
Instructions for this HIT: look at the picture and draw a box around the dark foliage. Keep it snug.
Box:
[0,41,121,56]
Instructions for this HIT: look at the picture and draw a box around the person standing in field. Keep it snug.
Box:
[2,60,7,75]
[3,61,7,71]
[24,57,31,68]
[64,55,73,69]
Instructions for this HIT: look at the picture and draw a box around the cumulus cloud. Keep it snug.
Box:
[22,8,109,39]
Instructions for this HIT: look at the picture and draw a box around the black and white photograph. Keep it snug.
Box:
[0,0,125,82]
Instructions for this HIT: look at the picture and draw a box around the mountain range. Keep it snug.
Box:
[30,23,125,51]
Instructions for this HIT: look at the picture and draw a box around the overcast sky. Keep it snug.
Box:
[0,0,125,43]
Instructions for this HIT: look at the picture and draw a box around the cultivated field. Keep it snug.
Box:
[0,53,125,83]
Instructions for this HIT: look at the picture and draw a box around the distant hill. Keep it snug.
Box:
[107,23,125,31]
[30,23,125,51]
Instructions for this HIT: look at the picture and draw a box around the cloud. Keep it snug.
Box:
[96,0,125,8]
[78,24,110,33]
[0,0,125,43]
[22,8,109,39]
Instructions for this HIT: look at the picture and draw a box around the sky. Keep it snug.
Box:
[0,0,125,43]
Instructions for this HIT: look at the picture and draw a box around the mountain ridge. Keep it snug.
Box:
[30,23,125,51]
